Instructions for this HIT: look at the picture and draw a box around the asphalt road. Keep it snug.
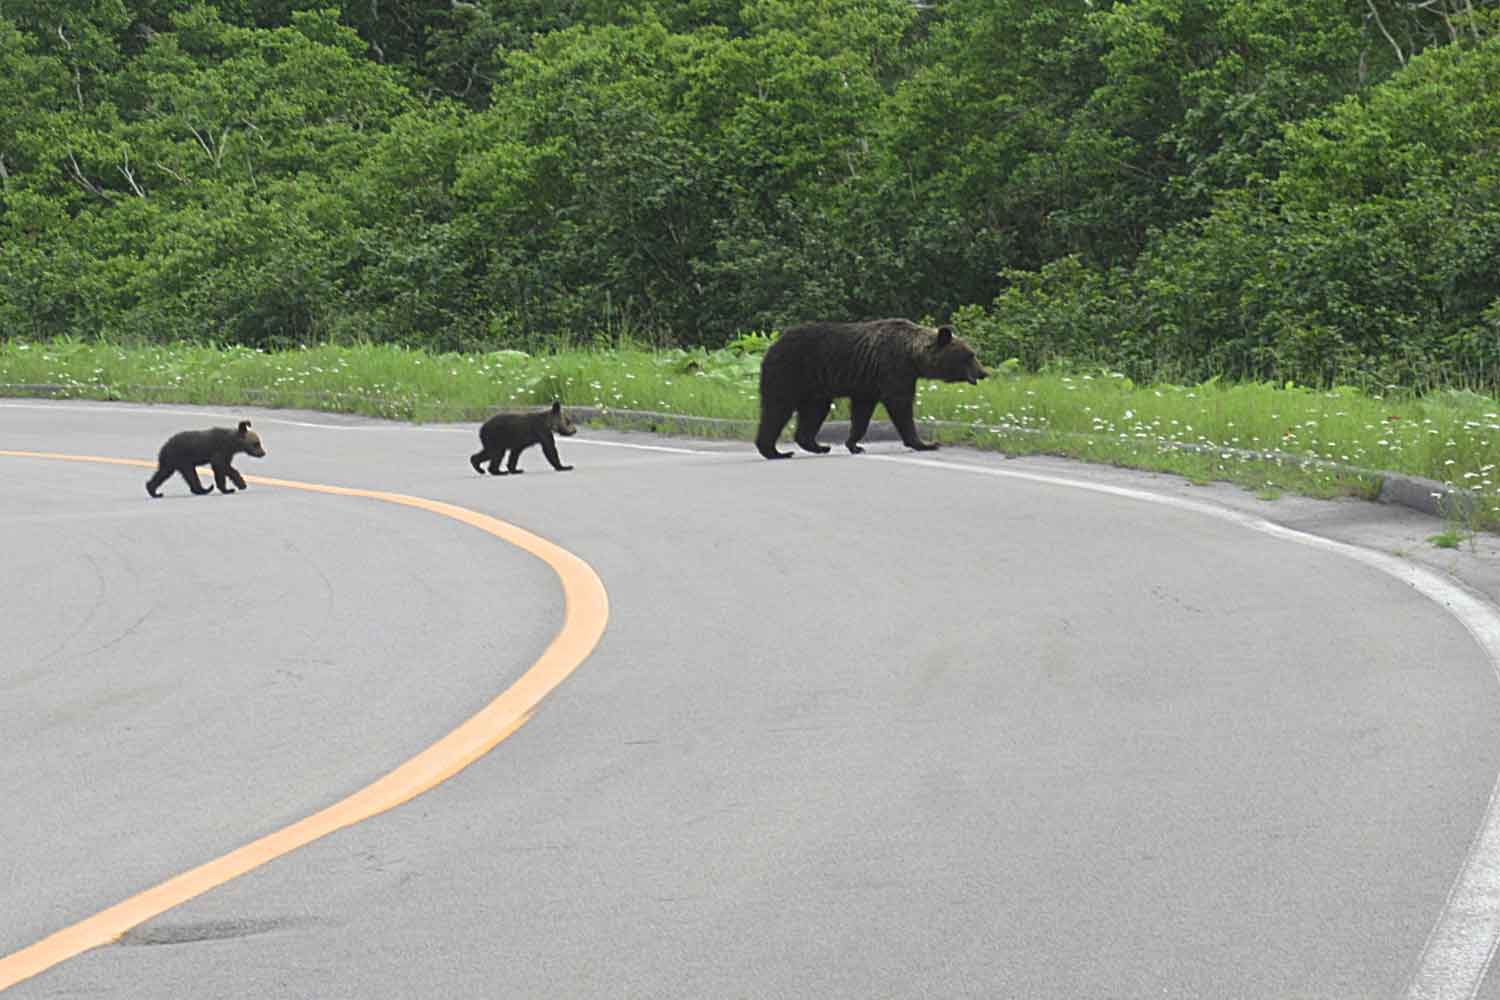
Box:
[4,399,1500,999]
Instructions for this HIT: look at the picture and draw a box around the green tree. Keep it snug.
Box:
[972,30,1500,387]
[450,3,912,342]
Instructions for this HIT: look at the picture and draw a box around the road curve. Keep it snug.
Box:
[3,399,1500,1000]
[0,452,607,991]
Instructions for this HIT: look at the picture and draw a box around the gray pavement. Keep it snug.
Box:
[4,399,1500,999]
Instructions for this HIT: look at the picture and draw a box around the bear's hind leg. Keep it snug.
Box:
[178,465,214,495]
[846,397,877,454]
[146,465,171,497]
[506,444,531,474]
[487,450,509,476]
[470,449,490,475]
[756,399,796,459]
[794,399,833,454]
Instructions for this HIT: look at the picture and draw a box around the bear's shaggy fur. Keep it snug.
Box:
[146,420,266,497]
[756,318,988,459]
[470,401,577,475]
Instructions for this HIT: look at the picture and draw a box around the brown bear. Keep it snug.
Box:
[755,318,988,459]
[146,420,266,497]
[470,400,577,475]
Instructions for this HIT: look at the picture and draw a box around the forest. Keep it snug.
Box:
[1,0,1497,389]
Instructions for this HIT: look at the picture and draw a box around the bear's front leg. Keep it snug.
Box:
[541,438,573,472]
[884,396,939,451]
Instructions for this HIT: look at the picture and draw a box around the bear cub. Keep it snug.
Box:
[756,318,988,459]
[470,400,577,475]
[146,420,266,497]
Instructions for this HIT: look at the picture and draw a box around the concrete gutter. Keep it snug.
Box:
[566,405,1472,522]
[0,385,1474,522]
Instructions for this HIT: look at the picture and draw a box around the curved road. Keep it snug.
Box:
[3,400,1500,999]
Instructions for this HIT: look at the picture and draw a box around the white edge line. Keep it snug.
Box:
[10,400,1500,994]
[869,453,1500,1000]
[0,401,722,455]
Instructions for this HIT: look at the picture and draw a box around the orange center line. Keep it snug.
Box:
[0,451,610,992]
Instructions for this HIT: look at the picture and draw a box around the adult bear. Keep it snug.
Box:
[756,318,988,459]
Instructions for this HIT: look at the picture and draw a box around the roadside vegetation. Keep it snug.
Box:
[3,2,1499,385]
[7,337,1499,529]
[3,2,1500,530]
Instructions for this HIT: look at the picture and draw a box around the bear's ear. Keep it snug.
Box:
[551,400,562,414]
[237,420,252,435]
[936,326,954,347]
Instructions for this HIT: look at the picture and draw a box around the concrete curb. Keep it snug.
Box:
[567,405,1470,522]
[0,385,1475,523]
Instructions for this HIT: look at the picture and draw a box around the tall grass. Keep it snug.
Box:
[0,339,759,422]
[4,338,1498,526]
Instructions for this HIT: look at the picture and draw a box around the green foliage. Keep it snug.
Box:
[963,27,1500,389]
[444,5,914,343]
[16,338,1500,525]
[1,0,1498,397]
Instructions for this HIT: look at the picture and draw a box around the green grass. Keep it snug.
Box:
[0,339,760,422]
[5,337,1500,527]
[1428,530,1466,549]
